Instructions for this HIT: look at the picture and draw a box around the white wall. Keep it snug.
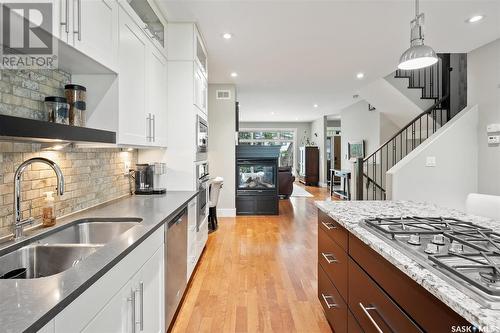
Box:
[358,78,422,127]
[387,106,479,211]
[208,84,236,216]
[468,38,500,196]
[239,121,311,175]
[311,116,327,186]
[340,100,381,169]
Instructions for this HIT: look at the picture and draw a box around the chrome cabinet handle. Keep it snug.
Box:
[321,293,338,309]
[146,114,151,141]
[139,281,144,331]
[73,0,81,40]
[321,221,337,230]
[359,302,384,333]
[128,290,137,333]
[61,0,69,33]
[321,252,338,264]
[152,114,155,142]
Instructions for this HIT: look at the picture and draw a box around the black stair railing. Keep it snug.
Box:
[357,54,453,200]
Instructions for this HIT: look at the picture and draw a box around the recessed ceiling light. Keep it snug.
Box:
[222,33,233,39]
[356,72,365,79]
[295,117,299,121]
[230,72,238,77]
[271,112,275,115]
[466,15,484,23]
[313,104,319,108]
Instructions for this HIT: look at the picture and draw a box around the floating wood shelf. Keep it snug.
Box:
[0,115,116,144]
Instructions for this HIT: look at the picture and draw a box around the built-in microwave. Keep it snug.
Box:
[196,115,208,161]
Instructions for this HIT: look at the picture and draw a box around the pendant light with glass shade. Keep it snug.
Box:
[398,0,438,70]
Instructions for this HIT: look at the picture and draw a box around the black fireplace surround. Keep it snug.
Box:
[236,145,280,215]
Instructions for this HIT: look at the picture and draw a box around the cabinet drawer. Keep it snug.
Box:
[348,258,422,333]
[348,309,364,333]
[318,265,348,333]
[318,228,348,301]
[318,209,348,251]
[349,234,472,332]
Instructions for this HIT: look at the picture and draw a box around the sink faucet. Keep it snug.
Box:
[13,157,64,240]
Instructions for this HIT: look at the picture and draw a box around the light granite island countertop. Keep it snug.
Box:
[315,200,500,332]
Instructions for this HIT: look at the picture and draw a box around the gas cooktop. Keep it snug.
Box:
[361,216,500,309]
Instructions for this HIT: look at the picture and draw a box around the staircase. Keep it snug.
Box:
[357,54,455,200]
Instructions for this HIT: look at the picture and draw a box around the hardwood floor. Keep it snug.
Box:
[171,184,335,333]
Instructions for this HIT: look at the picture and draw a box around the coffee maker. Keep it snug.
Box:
[134,163,166,195]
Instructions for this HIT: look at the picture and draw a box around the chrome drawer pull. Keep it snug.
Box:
[128,290,137,333]
[321,221,337,230]
[359,302,384,333]
[321,293,338,309]
[321,252,338,264]
[139,281,144,330]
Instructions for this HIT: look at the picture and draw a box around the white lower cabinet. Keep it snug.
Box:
[132,247,164,333]
[38,320,55,333]
[187,198,197,279]
[81,279,134,332]
[197,215,208,259]
[82,247,163,333]
[186,196,208,281]
[54,227,164,333]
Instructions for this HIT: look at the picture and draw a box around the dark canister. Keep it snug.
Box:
[44,96,69,124]
[65,84,87,126]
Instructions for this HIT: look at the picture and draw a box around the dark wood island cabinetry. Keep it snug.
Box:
[317,209,473,333]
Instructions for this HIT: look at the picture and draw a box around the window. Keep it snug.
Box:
[239,129,295,168]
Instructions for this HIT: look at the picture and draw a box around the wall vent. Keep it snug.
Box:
[216,90,231,100]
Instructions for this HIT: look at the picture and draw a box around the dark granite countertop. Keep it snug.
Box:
[0,191,198,333]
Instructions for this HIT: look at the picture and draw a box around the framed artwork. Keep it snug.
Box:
[348,140,365,159]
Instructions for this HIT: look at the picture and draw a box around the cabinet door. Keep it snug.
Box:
[148,45,168,147]
[81,280,134,333]
[73,0,118,69]
[187,199,197,279]
[193,68,201,111]
[131,247,164,333]
[196,215,208,260]
[200,74,208,114]
[118,8,148,145]
[55,0,70,42]
[37,320,55,333]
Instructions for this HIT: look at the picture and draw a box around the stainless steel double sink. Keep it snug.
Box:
[0,218,142,279]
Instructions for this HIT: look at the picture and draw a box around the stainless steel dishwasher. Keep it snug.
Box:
[165,207,188,329]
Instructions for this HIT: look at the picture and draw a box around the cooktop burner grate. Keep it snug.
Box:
[361,216,500,307]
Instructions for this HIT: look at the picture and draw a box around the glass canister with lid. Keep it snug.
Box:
[64,84,87,126]
[44,96,69,124]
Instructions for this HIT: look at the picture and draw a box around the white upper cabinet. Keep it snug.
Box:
[147,45,168,147]
[167,23,208,75]
[118,7,148,146]
[57,0,118,70]
[81,3,168,148]
[194,63,208,115]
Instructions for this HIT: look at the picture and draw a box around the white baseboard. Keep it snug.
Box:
[319,182,328,188]
[216,208,236,217]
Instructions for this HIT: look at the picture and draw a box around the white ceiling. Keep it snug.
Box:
[158,0,500,122]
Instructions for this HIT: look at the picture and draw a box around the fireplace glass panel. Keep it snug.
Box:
[238,163,276,190]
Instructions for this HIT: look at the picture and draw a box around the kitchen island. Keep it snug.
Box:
[0,191,198,333]
[316,200,500,332]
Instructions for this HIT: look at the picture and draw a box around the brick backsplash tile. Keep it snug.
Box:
[0,69,69,120]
